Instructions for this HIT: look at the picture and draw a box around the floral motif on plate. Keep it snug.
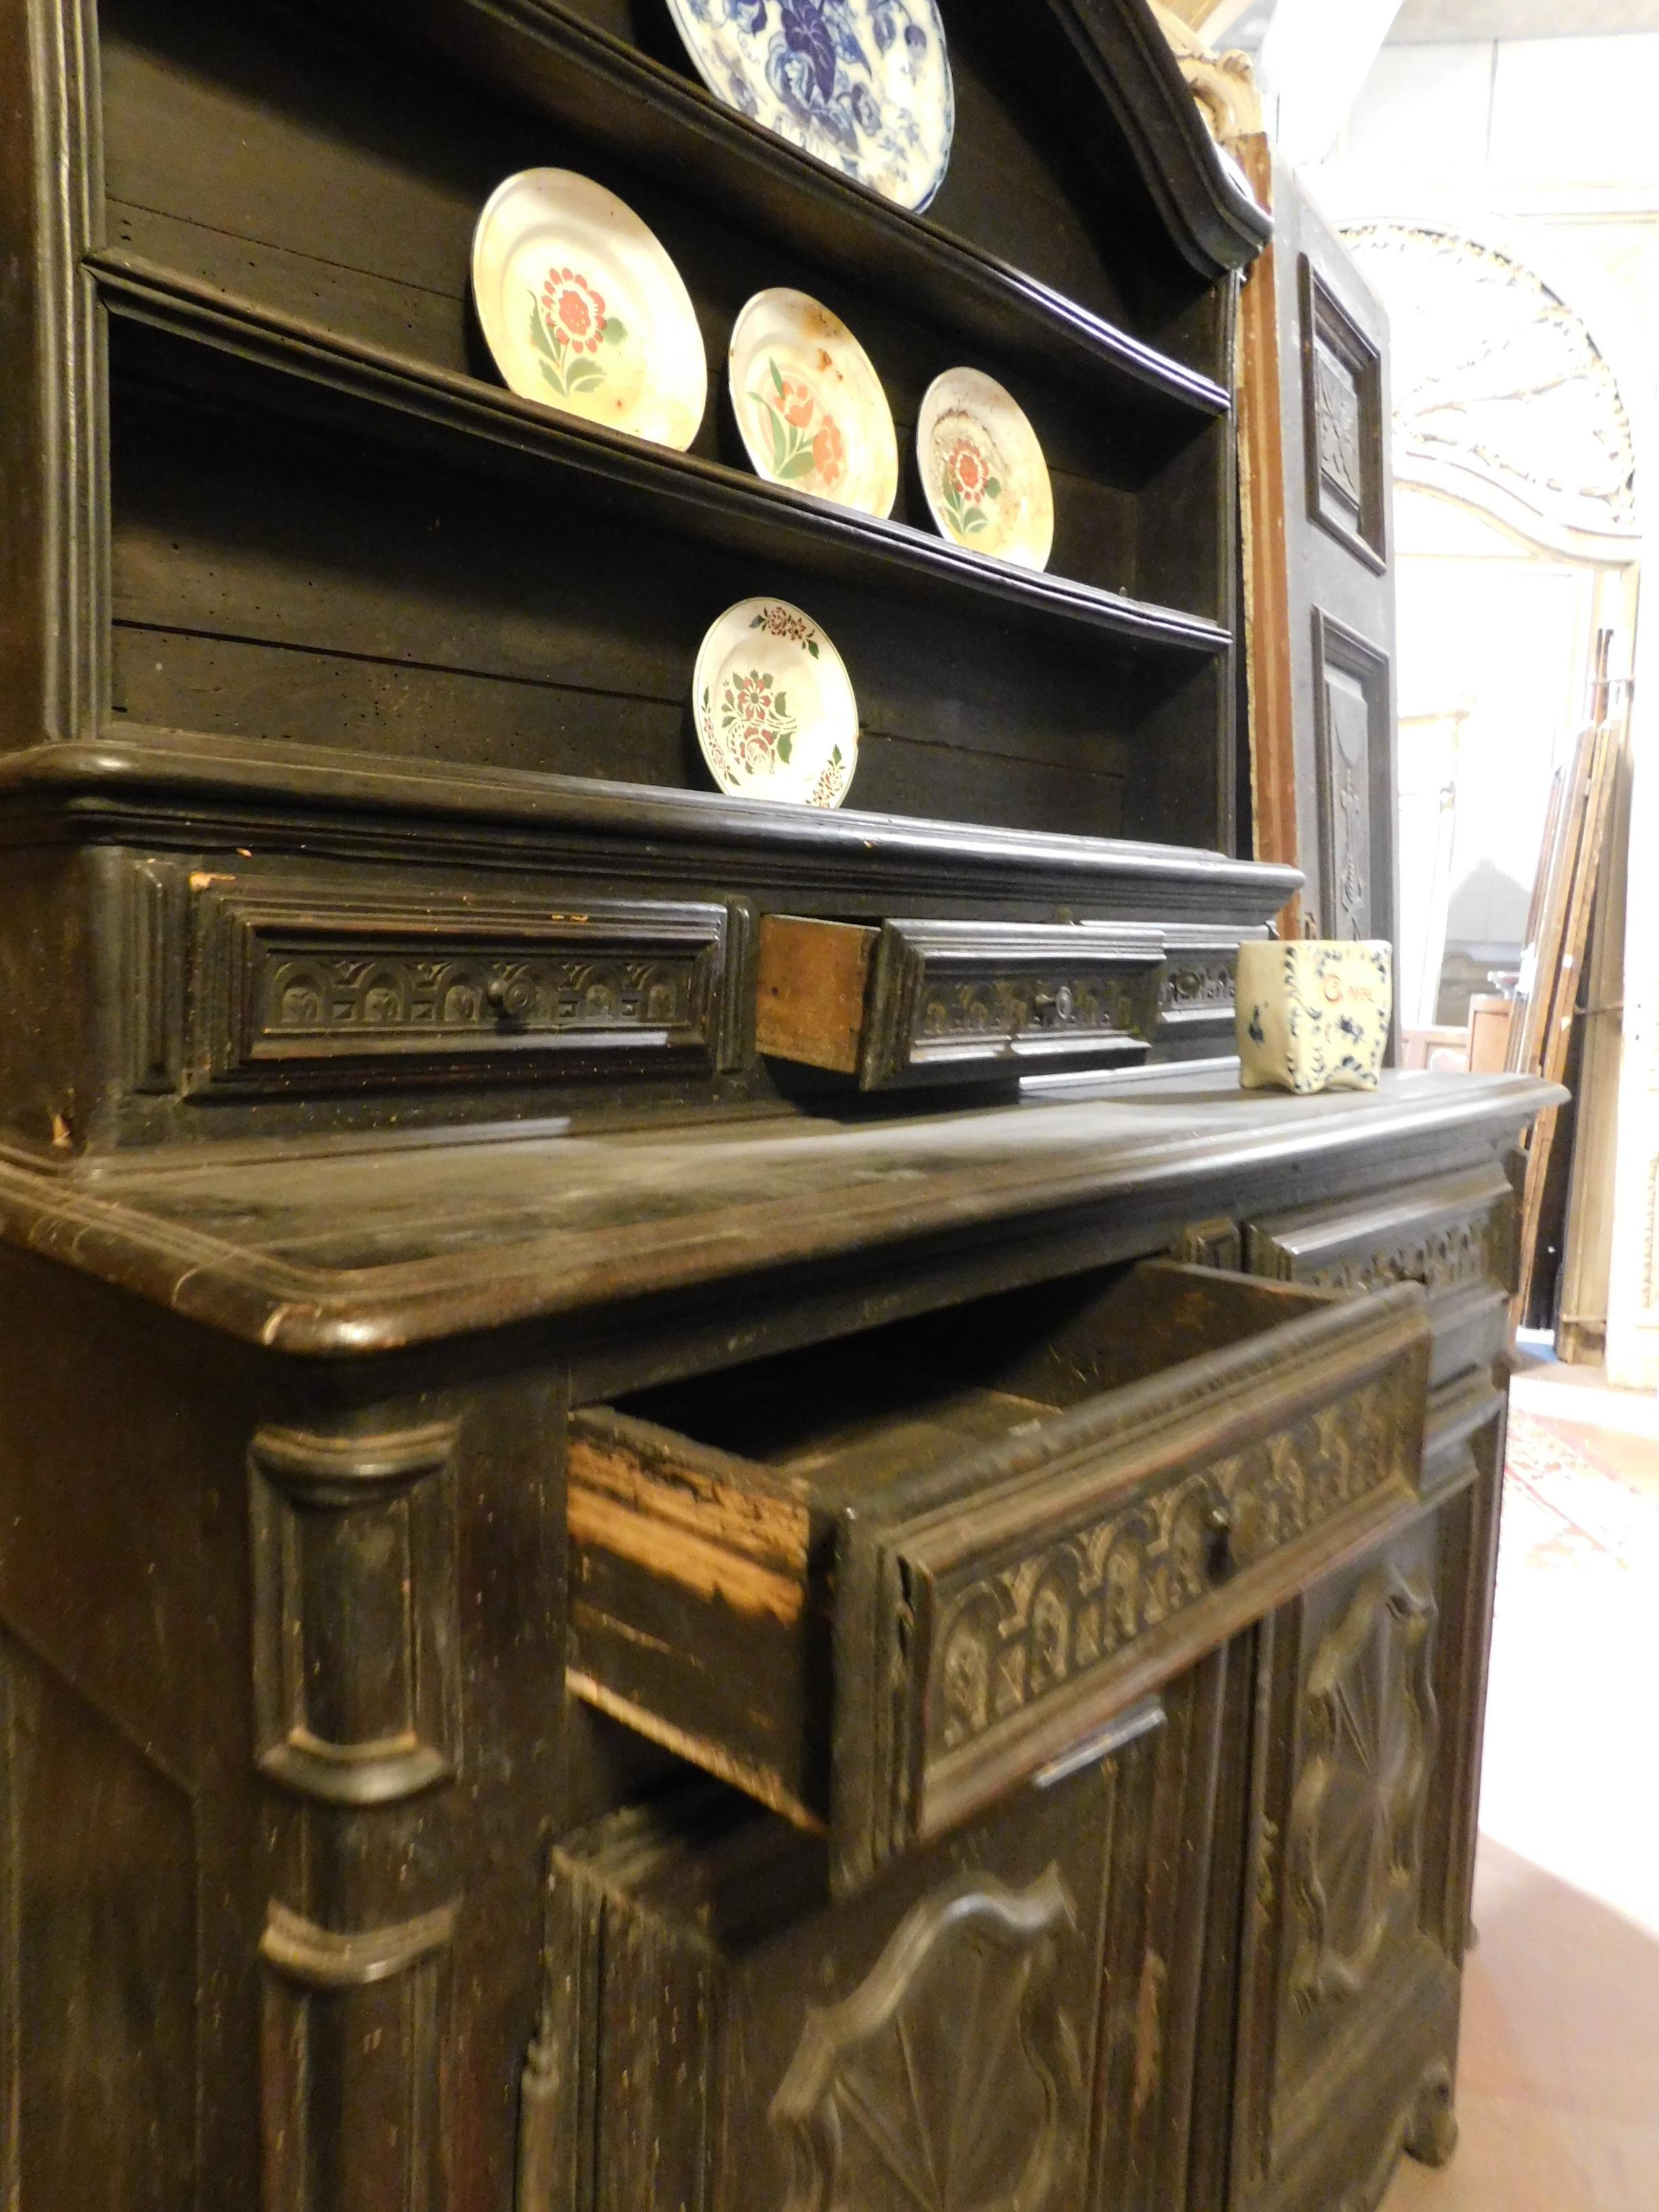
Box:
[665,0,954,211]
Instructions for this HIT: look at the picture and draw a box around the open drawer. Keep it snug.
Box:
[568,1261,1431,1891]
[754,914,1165,1086]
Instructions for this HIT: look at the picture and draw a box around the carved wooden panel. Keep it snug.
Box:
[261,1898,457,2212]
[1300,259,1387,573]
[1231,1498,1477,2212]
[769,1866,1082,2212]
[926,1373,1412,1766]
[177,873,739,1094]
[1311,612,1393,944]
[249,1420,461,1805]
[870,1286,1430,1877]
[1286,1570,1439,2016]
[520,1674,1218,2212]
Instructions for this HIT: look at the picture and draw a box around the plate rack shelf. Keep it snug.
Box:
[74,0,1265,844]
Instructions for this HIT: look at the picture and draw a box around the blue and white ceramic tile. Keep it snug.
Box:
[1237,940,1393,1095]
[665,0,954,212]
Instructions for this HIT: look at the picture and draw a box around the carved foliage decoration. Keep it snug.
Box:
[770,1866,1082,2212]
[1339,224,1637,554]
[1287,1571,1439,2014]
[1147,1,1264,151]
[931,1375,1406,1760]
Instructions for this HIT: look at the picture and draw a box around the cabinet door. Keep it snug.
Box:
[1228,1429,1502,2212]
[520,1656,1238,2212]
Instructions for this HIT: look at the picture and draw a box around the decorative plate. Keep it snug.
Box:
[694,598,859,807]
[470,169,708,451]
[663,0,954,213]
[917,369,1055,572]
[729,290,898,518]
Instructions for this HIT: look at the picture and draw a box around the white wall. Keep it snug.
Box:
[1315,35,1659,419]
[1313,31,1659,1380]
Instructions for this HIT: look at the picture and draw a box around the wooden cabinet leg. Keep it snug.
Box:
[1404,2062,1460,2168]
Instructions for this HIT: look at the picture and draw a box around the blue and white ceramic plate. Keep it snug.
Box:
[665,0,954,213]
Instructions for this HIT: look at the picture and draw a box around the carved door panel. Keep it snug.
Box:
[521,1656,1236,2212]
[1229,1446,1502,2212]
[1242,150,1397,955]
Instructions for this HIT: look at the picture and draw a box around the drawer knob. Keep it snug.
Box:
[1204,1502,1235,1584]
[1032,985,1076,1026]
[486,975,535,1023]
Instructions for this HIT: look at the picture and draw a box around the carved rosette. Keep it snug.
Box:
[1287,1571,1440,2013]
[770,1867,1083,2212]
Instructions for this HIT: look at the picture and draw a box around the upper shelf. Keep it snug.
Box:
[319,0,1235,426]
[96,251,1232,664]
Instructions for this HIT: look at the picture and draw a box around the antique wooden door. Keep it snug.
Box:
[1239,148,1399,953]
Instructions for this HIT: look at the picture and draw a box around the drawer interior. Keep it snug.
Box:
[620,1260,1324,1490]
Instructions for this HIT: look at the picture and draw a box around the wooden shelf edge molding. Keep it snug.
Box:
[91,251,1230,662]
[337,0,1261,354]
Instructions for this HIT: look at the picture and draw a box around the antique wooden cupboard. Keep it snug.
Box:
[0,2,1555,2209]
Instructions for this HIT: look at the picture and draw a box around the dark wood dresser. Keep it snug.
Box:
[0,2,1556,2208]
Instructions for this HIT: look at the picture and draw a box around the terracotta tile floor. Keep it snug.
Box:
[1382,1361,1659,2212]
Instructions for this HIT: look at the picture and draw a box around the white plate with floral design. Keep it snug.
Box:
[471,169,708,451]
[665,0,954,212]
[729,289,897,518]
[917,368,1054,571]
[693,598,859,807]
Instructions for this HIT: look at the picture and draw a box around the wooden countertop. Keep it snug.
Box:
[0,1069,1561,1357]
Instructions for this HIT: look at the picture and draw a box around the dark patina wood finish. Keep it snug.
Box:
[0,3,1555,2209]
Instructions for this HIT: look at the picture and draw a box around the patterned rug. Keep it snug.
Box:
[1502,1405,1659,1576]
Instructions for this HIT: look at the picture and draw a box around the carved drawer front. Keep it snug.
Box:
[754,914,1164,1086]
[569,1259,1431,1893]
[519,1671,1211,2212]
[1244,1164,1515,1385]
[152,867,742,1097]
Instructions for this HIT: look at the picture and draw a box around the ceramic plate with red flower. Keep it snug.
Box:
[693,598,859,808]
[471,169,707,451]
[917,368,1054,572]
[729,289,898,519]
